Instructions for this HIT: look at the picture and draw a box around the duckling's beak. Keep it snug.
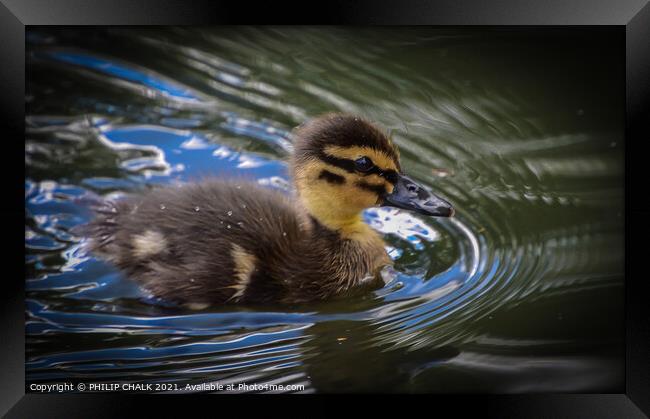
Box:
[382,174,454,217]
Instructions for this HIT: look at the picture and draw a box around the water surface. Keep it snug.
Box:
[25,27,624,393]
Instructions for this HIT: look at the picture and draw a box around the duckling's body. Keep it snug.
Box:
[87,114,453,306]
[88,180,389,305]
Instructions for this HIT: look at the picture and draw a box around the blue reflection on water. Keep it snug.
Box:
[96,123,286,184]
[42,51,200,101]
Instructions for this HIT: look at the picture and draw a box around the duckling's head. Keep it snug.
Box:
[291,113,453,235]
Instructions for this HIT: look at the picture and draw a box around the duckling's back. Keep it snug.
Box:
[86,179,306,307]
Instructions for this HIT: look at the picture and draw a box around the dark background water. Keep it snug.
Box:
[25,27,624,393]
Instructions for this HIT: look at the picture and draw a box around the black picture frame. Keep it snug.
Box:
[3,0,649,416]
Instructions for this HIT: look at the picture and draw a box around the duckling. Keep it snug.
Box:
[86,113,454,306]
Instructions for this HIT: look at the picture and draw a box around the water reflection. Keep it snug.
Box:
[25,27,624,392]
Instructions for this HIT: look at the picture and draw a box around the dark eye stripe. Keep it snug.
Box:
[318,170,346,184]
[356,180,387,196]
[317,151,355,173]
[316,150,399,184]
[365,167,398,184]
[381,169,399,185]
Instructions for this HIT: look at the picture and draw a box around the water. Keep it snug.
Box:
[25,27,624,393]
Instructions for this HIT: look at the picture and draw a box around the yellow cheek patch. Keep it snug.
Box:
[324,145,398,172]
[294,157,381,231]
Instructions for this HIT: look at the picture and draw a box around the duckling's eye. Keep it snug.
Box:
[354,157,373,172]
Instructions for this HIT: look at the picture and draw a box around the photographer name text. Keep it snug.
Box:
[29,382,304,393]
